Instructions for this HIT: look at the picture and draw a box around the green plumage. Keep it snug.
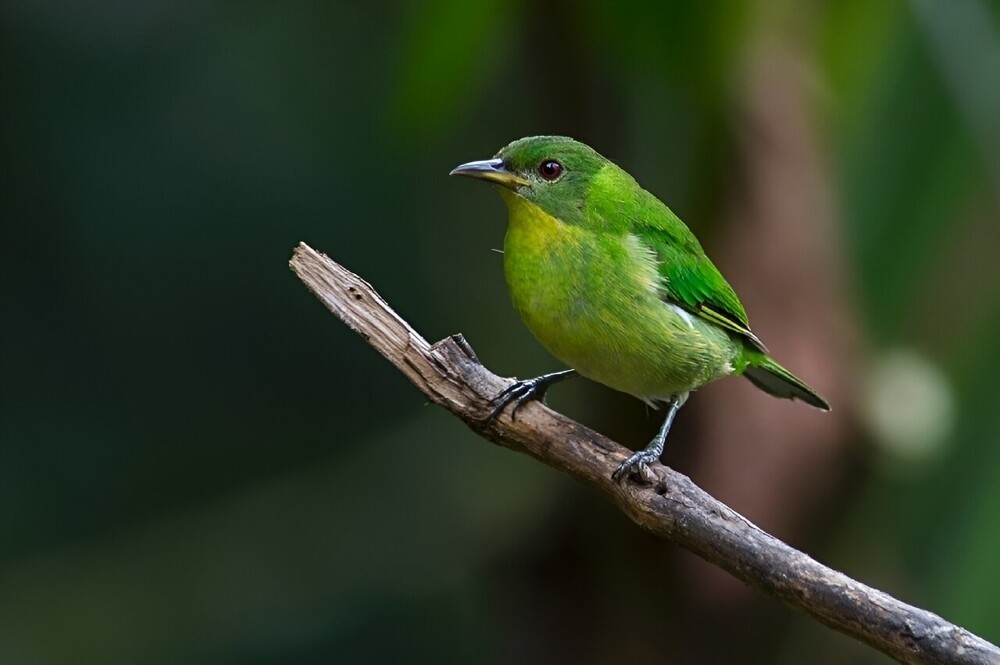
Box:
[451,136,828,478]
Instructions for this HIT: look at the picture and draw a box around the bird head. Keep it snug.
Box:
[450,136,613,226]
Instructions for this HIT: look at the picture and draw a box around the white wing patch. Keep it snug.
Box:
[624,233,662,297]
[668,303,697,330]
[625,234,697,332]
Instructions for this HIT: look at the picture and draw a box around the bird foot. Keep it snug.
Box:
[487,377,550,421]
[612,450,661,484]
[486,369,577,422]
[611,396,680,483]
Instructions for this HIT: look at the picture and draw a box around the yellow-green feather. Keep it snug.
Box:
[500,189,740,403]
[488,135,829,410]
[584,164,767,352]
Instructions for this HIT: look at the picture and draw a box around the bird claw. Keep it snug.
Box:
[486,369,577,422]
[487,377,548,421]
[612,450,660,484]
[611,397,680,483]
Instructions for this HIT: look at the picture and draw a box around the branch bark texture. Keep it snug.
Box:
[290,242,999,665]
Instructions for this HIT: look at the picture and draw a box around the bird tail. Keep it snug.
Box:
[743,355,830,411]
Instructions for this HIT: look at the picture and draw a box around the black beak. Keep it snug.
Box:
[449,158,530,189]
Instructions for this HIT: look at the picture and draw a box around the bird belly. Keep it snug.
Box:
[501,197,738,403]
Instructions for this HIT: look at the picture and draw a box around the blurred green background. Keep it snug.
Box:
[3,1,999,663]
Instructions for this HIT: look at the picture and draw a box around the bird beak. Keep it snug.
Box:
[449,158,530,189]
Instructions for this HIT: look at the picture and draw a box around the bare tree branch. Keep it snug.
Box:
[289,242,1000,665]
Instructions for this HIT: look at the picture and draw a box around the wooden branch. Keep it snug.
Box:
[289,242,1000,665]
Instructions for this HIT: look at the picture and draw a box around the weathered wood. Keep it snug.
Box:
[290,242,1000,665]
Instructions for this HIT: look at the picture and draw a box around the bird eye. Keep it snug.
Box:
[538,160,563,181]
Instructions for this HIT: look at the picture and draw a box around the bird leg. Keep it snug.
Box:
[487,369,578,421]
[612,394,686,483]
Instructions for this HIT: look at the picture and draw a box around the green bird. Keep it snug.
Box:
[451,136,829,482]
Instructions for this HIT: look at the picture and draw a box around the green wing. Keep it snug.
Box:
[632,208,767,353]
